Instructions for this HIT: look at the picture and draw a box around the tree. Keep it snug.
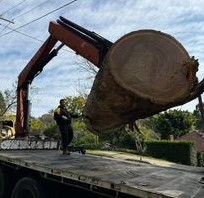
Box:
[193,100,204,130]
[76,58,98,75]
[0,92,6,116]
[38,110,55,127]
[137,119,160,141]
[151,109,197,139]
[0,84,17,117]
[39,111,60,139]
[64,96,86,114]
[29,117,45,135]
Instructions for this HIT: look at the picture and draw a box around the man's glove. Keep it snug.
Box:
[62,115,68,120]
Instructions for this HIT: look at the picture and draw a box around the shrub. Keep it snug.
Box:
[145,140,197,165]
[197,152,204,167]
[43,125,60,139]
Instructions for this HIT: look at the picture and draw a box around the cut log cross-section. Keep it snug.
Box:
[83,30,198,135]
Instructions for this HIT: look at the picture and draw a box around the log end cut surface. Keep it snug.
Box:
[108,30,191,104]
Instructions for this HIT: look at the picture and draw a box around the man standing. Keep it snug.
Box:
[54,99,78,155]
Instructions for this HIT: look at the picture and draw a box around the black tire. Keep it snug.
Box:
[0,167,6,198]
[11,177,46,198]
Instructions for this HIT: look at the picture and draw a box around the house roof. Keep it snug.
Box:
[178,131,204,152]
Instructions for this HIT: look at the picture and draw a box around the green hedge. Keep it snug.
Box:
[197,152,204,167]
[145,140,197,166]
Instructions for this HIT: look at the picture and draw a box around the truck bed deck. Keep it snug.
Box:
[0,150,203,198]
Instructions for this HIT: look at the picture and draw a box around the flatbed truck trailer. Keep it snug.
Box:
[0,149,203,198]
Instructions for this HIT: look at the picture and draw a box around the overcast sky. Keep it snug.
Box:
[0,0,204,117]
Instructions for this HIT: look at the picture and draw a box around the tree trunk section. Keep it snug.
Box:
[83,30,198,135]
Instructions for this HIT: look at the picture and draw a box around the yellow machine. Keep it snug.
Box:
[0,120,15,139]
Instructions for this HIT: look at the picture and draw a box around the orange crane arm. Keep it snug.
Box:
[15,16,112,137]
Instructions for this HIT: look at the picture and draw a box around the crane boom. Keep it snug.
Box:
[15,16,112,137]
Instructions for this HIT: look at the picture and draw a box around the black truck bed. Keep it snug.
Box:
[0,150,203,198]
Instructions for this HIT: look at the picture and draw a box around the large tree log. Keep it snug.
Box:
[83,30,198,135]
